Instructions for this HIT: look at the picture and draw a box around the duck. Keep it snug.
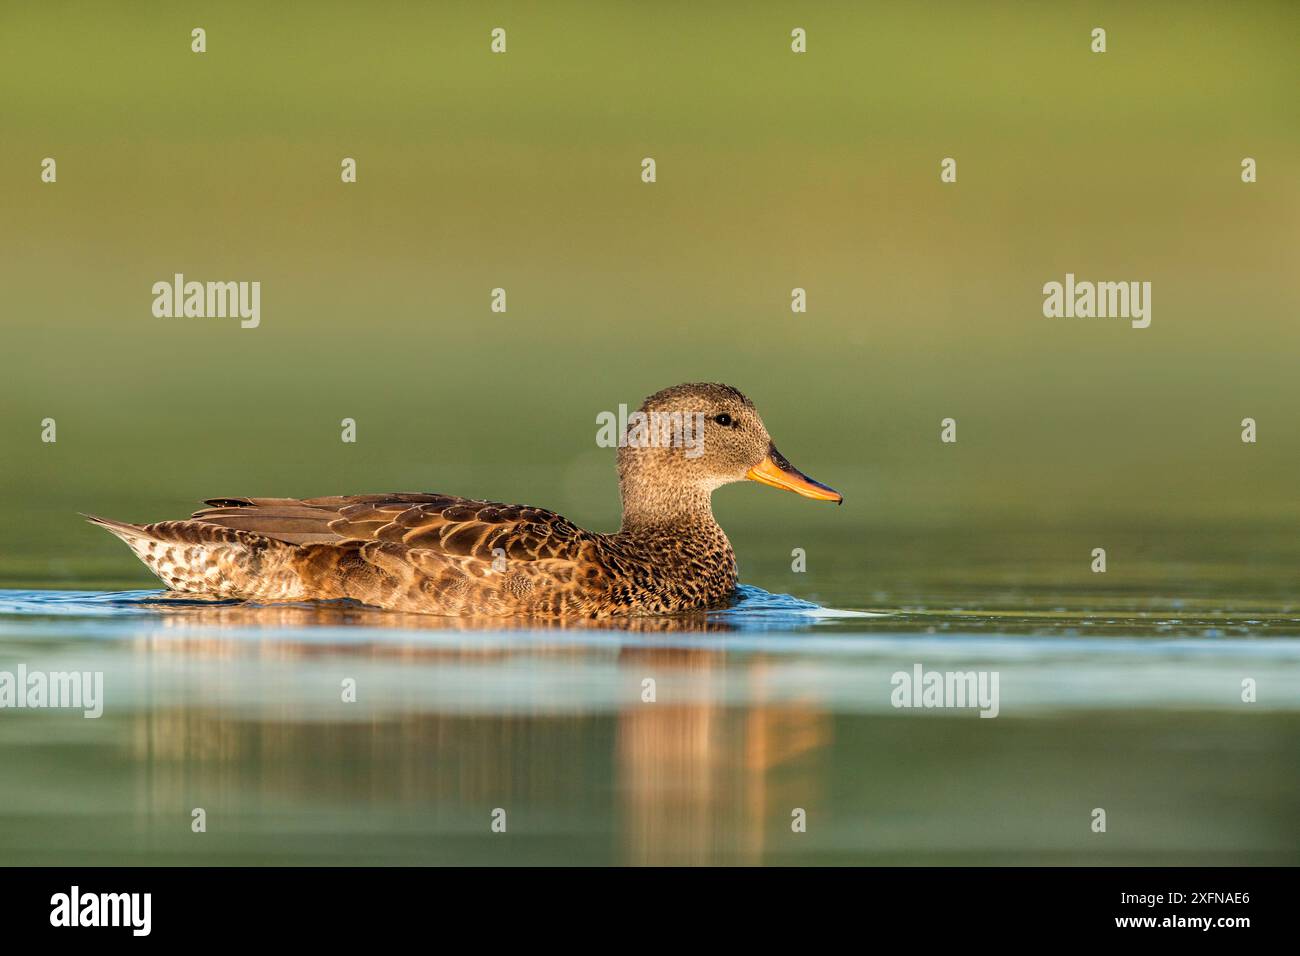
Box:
[86,383,841,618]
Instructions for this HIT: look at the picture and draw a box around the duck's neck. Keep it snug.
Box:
[617,475,719,537]
[615,474,738,604]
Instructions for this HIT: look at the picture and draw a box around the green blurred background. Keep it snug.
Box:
[3,1,1298,596]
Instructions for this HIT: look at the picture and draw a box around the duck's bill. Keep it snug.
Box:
[746,446,843,504]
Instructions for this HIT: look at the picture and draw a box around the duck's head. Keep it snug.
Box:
[616,382,841,525]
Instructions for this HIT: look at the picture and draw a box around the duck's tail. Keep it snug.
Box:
[83,513,305,600]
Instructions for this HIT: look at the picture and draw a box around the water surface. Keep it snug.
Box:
[2,566,1297,866]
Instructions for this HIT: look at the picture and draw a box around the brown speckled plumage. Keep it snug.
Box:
[87,383,841,618]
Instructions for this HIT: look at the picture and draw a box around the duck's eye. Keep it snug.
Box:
[714,413,733,427]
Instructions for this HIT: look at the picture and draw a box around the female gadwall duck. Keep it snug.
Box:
[88,383,841,617]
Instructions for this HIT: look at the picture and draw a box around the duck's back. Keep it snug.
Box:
[88,493,735,617]
[90,494,600,615]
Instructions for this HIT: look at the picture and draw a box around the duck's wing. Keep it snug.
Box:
[190,494,593,560]
[184,494,603,613]
[88,494,604,614]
